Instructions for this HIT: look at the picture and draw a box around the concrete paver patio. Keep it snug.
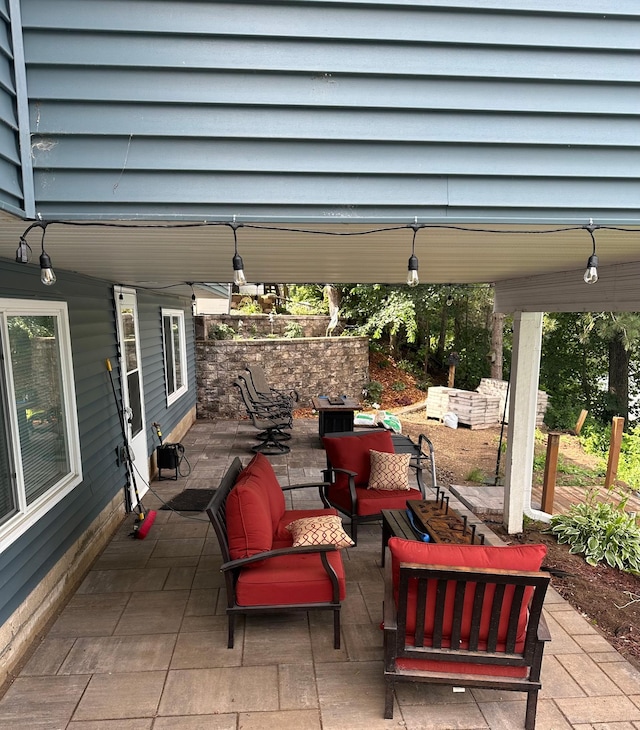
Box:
[1,418,639,729]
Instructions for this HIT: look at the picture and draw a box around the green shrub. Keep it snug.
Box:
[363,380,384,404]
[391,381,406,392]
[415,379,431,392]
[283,322,304,339]
[237,299,262,314]
[548,493,640,574]
[208,323,235,340]
[465,468,486,484]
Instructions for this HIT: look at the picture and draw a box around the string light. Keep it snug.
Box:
[230,220,247,287]
[39,225,56,285]
[15,219,611,289]
[583,222,599,284]
[406,223,420,287]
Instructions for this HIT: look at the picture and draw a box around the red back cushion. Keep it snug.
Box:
[236,453,285,532]
[323,430,394,490]
[226,479,273,560]
[388,538,547,647]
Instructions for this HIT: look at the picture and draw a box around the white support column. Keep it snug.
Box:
[503,311,549,533]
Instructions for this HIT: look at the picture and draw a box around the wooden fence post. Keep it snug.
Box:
[574,409,588,436]
[541,432,561,514]
[605,416,625,488]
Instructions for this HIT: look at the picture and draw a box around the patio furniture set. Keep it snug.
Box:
[232,366,299,454]
[206,426,551,729]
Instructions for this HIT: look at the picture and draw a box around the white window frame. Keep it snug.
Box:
[0,299,82,553]
[162,308,188,406]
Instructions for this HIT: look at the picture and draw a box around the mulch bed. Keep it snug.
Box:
[487,519,640,670]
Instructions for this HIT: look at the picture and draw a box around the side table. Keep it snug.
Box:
[312,396,361,438]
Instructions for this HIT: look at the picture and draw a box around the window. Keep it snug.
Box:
[162,309,188,405]
[0,300,82,551]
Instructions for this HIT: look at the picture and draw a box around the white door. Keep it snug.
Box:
[115,288,149,506]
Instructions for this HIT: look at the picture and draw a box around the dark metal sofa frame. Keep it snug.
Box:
[205,457,343,649]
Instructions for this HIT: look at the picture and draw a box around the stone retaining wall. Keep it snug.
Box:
[199,314,334,339]
[196,336,369,418]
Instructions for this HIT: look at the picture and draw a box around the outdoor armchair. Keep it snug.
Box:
[383,538,550,728]
[320,429,436,545]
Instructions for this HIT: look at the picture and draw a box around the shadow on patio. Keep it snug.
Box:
[1,418,639,729]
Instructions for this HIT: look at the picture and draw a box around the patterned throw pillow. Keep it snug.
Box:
[286,515,354,548]
[368,449,411,491]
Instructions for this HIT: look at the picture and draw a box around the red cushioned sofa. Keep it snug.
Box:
[383,538,551,729]
[206,452,347,648]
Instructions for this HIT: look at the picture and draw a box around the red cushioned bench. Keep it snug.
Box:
[206,452,349,648]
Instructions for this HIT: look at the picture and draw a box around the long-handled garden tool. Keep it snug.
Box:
[105,358,156,539]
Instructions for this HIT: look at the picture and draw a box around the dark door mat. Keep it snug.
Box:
[161,488,216,512]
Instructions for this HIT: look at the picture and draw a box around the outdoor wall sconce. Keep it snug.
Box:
[231,220,247,287]
[583,222,599,284]
[406,223,420,287]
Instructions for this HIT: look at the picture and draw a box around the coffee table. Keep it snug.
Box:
[381,498,487,565]
[312,395,361,438]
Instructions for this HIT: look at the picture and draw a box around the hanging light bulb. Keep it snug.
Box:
[406,224,420,287]
[583,224,599,284]
[38,225,56,286]
[231,222,247,286]
[190,283,197,315]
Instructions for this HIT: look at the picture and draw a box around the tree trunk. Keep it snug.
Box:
[423,315,430,375]
[324,285,341,335]
[389,331,398,356]
[490,312,505,380]
[436,306,448,366]
[607,333,630,424]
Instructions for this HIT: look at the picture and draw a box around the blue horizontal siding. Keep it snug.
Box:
[0,260,195,625]
[19,0,640,223]
[0,1,25,215]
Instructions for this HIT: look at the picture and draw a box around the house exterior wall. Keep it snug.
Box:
[18,0,640,224]
[0,1,28,216]
[0,259,197,681]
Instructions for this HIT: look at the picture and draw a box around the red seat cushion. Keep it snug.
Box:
[273,507,339,546]
[388,538,547,647]
[396,655,529,678]
[235,452,286,532]
[235,550,346,606]
[226,480,273,560]
[355,486,423,516]
[323,430,394,492]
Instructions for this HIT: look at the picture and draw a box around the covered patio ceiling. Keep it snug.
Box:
[0,211,639,291]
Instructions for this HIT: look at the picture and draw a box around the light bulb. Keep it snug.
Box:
[39,251,56,286]
[583,254,598,284]
[232,252,247,286]
[406,253,419,287]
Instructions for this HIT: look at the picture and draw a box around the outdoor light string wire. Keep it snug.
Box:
[15,217,619,288]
